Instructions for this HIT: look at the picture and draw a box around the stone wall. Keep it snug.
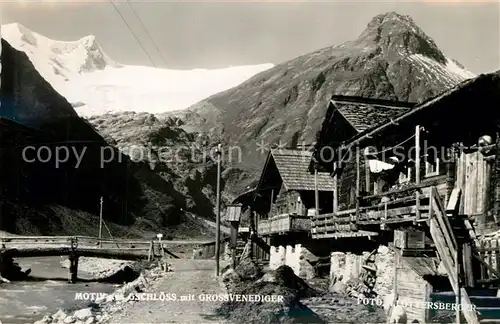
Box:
[329,245,395,298]
[270,245,286,269]
[269,244,316,279]
[329,252,365,286]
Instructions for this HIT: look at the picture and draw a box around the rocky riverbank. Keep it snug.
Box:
[35,261,170,324]
[60,257,145,283]
[60,258,134,280]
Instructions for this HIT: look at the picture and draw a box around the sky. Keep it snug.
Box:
[1,0,499,74]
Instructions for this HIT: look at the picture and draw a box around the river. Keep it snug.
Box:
[0,257,118,324]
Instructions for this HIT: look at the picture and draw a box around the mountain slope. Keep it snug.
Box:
[180,12,476,181]
[0,38,212,238]
[1,23,274,117]
[87,112,245,220]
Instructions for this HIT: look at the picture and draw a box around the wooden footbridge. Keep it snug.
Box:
[0,235,218,283]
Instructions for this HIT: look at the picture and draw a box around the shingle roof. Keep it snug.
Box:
[270,149,335,191]
[334,98,413,132]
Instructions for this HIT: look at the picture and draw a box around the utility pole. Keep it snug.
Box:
[99,196,103,248]
[215,144,222,276]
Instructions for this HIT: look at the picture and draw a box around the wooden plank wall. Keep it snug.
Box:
[396,261,431,323]
[253,237,270,262]
[477,237,500,284]
[457,151,491,216]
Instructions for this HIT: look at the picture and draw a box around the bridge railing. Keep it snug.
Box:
[0,235,215,249]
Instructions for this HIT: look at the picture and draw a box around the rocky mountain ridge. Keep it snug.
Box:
[177,12,476,191]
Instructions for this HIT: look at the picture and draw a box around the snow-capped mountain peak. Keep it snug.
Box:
[2,23,118,79]
[1,23,274,117]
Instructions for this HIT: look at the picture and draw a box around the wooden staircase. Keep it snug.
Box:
[432,291,500,323]
[428,186,480,324]
[250,233,271,254]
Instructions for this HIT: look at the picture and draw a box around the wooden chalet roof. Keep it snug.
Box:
[333,95,415,132]
[265,149,335,191]
[312,95,416,171]
[338,71,500,150]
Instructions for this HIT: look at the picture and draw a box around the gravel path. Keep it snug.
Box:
[107,259,227,324]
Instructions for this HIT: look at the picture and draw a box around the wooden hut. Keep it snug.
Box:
[310,71,500,324]
[253,149,335,237]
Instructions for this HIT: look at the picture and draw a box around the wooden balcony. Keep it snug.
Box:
[257,213,311,236]
[311,180,448,239]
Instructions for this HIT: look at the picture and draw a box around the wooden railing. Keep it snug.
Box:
[427,186,479,324]
[310,181,450,237]
[0,235,217,263]
[0,235,214,248]
[0,235,208,283]
[257,214,311,235]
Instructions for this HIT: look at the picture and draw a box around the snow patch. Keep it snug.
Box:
[2,22,274,117]
[445,58,476,80]
[406,54,476,87]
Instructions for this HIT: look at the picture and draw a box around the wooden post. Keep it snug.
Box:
[69,256,79,283]
[463,242,474,287]
[365,150,371,194]
[446,147,457,203]
[230,221,239,268]
[496,239,500,279]
[393,249,399,308]
[355,145,360,228]
[494,132,500,223]
[99,196,103,249]
[333,161,338,214]
[147,241,153,261]
[270,189,274,216]
[68,237,78,283]
[415,126,421,223]
[314,166,319,216]
[215,144,222,276]
[424,281,433,323]
[485,158,492,214]
[456,248,461,324]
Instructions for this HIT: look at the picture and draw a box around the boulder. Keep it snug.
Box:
[53,309,68,320]
[63,315,76,324]
[34,315,52,324]
[221,268,241,290]
[74,308,93,320]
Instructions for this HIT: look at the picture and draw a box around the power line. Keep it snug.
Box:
[126,0,168,68]
[108,0,157,67]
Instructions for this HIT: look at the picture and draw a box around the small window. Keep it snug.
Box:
[425,157,440,177]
